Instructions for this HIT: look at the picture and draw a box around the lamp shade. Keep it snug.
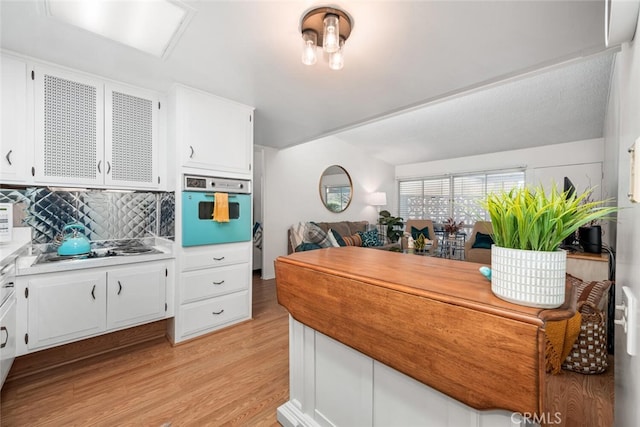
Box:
[368,192,387,206]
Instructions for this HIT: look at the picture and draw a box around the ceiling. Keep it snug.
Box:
[0,1,615,166]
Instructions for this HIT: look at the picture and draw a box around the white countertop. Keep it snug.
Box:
[15,236,175,276]
[0,227,32,266]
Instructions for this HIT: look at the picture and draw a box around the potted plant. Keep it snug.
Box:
[481,183,617,308]
[378,210,404,243]
[443,217,464,239]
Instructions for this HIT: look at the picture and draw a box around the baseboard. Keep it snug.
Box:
[277,402,321,427]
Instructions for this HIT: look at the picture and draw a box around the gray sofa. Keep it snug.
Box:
[287,220,400,254]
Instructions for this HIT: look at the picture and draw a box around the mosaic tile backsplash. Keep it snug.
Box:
[0,187,174,244]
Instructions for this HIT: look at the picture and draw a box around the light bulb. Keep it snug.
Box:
[301,30,317,65]
[329,38,345,70]
[323,13,339,53]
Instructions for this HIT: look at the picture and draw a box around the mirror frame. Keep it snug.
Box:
[318,165,353,213]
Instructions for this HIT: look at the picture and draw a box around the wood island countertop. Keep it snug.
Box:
[275,246,576,415]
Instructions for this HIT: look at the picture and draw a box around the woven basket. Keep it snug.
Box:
[491,245,566,308]
[562,301,608,374]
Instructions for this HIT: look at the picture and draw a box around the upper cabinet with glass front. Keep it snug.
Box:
[171,84,253,176]
[32,65,161,189]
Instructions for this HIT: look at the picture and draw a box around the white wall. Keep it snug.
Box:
[606,17,640,427]
[261,136,395,279]
[396,138,604,183]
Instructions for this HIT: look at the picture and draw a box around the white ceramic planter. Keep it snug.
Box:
[491,245,567,308]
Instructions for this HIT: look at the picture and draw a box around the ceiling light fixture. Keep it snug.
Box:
[300,6,352,70]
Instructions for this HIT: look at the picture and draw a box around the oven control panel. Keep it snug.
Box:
[183,175,251,194]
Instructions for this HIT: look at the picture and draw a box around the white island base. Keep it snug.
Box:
[278,317,526,427]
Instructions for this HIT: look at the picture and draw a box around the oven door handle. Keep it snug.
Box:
[203,194,238,198]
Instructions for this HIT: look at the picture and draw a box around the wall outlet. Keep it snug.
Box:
[615,286,637,356]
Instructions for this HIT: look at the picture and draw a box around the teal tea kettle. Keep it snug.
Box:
[57,223,91,256]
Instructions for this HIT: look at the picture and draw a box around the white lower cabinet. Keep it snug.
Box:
[106,263,167,330]
[1,297,17,388]
[278,318,522,427]
[172,242,252,343]
[19,261,170,354]
[27,270,107,350]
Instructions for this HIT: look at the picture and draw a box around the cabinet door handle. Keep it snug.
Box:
[117,281,122,295]
[91,284,96,300]
[97,160,102,173]
[2,282,14,288]
[106,161,111,175]
[213,256,225,261]
[189,145,194,159]
[212,280,225,285]
[5,150,12,166]
[0,326,8,349]
[212,309,224,315]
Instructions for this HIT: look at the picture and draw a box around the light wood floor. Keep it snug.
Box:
[0,273,289,426]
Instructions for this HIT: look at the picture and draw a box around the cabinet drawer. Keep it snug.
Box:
[182,242,250,271]
[182,264,249,304]
[180,291,250,338]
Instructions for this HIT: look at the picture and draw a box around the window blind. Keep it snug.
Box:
[399,170,524,228]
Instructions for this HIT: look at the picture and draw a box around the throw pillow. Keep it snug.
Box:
[295,242,323,252]
[472,232,494,249]
[411,226,430,241]
[304,222,333,248]
[342,234,363,247]
[566,274,612,313]
[326,229,341,247]
[331,229,346,246]
[289,222,306,251]
[358,229,381,247]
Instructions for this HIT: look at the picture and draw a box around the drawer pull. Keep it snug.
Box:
[212,280,225,285]
[212,309,224,315]
[2,282,14,288]
[118,281,122,295]
[213,257,225,261]
[0,326,7,349]
[91,285,96,300]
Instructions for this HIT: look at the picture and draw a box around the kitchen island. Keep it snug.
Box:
[275,246,576,427]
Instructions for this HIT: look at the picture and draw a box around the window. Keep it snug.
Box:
[324,185,351,213]
[399,170,525,229]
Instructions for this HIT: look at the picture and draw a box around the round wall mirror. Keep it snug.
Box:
[319,165,353,213]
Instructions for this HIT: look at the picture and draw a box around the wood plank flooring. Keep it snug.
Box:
[0,272,614,427]
[1,273,289,427]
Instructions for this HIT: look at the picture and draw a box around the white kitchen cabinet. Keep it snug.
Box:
[171,84,253,175]
[106,262,167,330]
[32,65,162,189]
[19,260,170,354]
[1,54,30,184]
[105,83,160,189]
[26,270,107,350]
[278,319,520,427]
[0,297,17,388]
[171,242,252,343]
